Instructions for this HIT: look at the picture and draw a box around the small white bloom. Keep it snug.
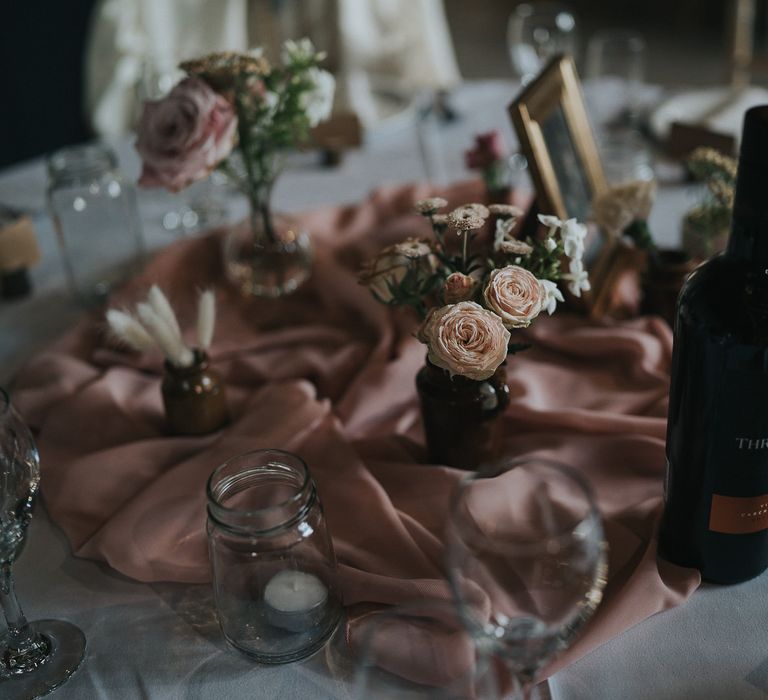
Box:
[537,214,563,228]
[564,258,591,297]
[539,279,564,315]
[544,237,557,252]
[562,218,587,260]
[263,91,279,115]
[282,38,317,64]
[301,68,335,127]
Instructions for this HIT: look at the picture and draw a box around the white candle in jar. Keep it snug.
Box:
[264,570,328,632]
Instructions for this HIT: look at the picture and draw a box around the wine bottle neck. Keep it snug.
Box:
[726,160,768,270]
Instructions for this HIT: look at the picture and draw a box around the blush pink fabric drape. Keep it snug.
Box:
[11,181,700,678]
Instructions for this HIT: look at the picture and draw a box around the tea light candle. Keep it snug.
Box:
[264,570,328,633]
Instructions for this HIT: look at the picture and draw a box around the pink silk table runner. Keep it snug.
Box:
[11,181,700,678]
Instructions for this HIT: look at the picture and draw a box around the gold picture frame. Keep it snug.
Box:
[509,54,632,317]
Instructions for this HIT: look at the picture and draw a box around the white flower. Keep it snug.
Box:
[544,237,557,252]
[537,214,563,228]
[539,279,564,314]
[494,217,516,251]
[263,90,279,115]
[282,38,321,64]
[562,218,587,260]
[564,259,591,297]
[301,68,335,127]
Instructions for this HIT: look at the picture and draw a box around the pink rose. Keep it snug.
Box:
[135,77,237,192]
[443,272,476,304]
[418,301,510,381]
[483,265,543,329]
[465,131,506,171]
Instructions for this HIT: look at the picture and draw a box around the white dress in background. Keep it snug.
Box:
[85,0,461,137]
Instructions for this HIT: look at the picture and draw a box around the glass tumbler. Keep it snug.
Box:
[47,144,144,306]
[206,449,342,664]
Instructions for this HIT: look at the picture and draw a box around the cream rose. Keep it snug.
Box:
[483,265,543,328]
[418,301,510,380]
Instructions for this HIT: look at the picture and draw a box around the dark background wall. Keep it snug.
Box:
[0,0,98,169]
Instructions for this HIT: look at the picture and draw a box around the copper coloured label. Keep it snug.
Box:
[709,494,768,534]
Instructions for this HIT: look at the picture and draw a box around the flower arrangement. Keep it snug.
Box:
[464,131,510,198]
[136,41,335,238]
[135,40,335,298]
[682,147,737,259]
[360,199,590,380]
[107,286,229,435]
[106,286,216,365]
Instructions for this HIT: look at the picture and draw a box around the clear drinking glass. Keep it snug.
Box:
[47,144,145,307]
[351,600,514,700]
[507,3,578,84]
[598,129,655,186]
[585,30,647,127]
[206,449,342,664]
[445,458,607,700]
[0,387,86,697]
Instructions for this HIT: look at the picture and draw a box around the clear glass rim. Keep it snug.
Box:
[206,448,311,517]
[449,457,603,554]
[46,144,117,180]
[513,2,576,20]
[587,29,646,52]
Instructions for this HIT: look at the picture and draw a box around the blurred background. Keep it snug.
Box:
[2,0,766,169]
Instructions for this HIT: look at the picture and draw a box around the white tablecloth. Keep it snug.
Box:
[2,81,763,700]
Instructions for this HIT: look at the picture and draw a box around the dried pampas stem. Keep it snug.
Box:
[137,303,194,368]
[196,290,216,350]
[106,309,155,352]
[148,285,183,344]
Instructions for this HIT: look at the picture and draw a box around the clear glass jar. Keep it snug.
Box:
[47,144,144,306]
[206,449,342,664]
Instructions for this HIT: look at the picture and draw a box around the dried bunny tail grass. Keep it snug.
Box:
[196,289,216,350]
[148,286,183,344]
[137,303,194,368]
[106,309,155,352]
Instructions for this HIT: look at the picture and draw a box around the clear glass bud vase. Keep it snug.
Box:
[222,178,312,298]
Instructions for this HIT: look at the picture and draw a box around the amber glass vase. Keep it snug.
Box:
[416,360,510,470]
[161,350,229,436]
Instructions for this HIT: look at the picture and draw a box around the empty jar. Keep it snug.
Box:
[206,449,342,664]
[47,144,144,306]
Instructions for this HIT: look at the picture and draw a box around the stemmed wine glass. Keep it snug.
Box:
[0,387,86,697]
[445,458,607,699]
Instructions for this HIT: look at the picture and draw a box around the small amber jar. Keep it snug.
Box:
[161,350,229,436]
[416,359,510,470]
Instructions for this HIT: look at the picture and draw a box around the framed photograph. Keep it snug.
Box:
[509,54,637,317]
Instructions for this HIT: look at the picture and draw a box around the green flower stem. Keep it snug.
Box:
[461,230,469,272]
[234,78,277,246]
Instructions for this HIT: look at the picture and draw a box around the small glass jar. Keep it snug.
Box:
[206,449,342,664]
[47,144,144,306]
[161,350,229,436]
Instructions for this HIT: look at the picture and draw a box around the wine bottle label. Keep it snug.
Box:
[708,367,768,534]
[710,494,768,533]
